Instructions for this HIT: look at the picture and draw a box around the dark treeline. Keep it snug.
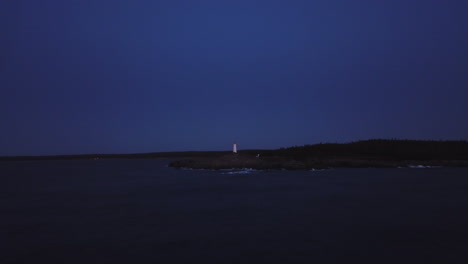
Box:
[169,140,468,170]
[262,139,468,161]
[2,139,468,162]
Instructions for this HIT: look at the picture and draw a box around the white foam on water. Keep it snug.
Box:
[407,165,443,169]
[222,168,258,175]
[310,168,326,171]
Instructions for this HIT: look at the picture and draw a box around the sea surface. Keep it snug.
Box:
[1,159,468,263]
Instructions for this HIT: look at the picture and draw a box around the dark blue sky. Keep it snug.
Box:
[1,0,467,155]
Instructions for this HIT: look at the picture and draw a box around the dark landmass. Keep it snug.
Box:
[2,139,468,170]
[0,151,235,161]
[169,139,468,170]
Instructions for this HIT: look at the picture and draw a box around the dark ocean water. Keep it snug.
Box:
[1,159,468,263]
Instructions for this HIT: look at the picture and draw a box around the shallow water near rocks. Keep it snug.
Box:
[2,159,468,263]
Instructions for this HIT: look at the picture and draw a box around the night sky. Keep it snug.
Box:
[1,0,467,156]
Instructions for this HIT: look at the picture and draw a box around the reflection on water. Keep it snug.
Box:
[2,160,468,263]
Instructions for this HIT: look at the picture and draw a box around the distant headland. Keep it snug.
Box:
[169,139,468,170]
[2,140,468,170]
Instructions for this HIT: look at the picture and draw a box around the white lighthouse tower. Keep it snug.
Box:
[233,142,237,153]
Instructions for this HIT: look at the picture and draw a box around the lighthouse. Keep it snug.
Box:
[233,143,237,153]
